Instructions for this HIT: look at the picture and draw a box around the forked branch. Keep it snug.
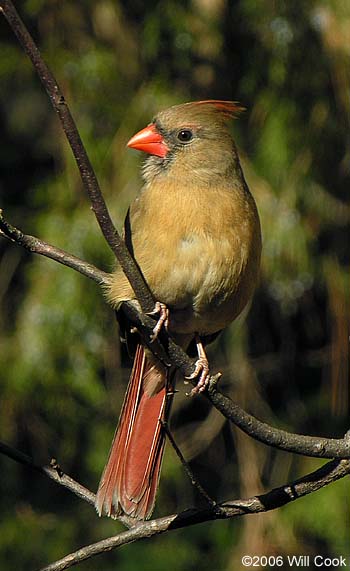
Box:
[1,209,350,460]
[39,458,350,571]
[0,439,349,571]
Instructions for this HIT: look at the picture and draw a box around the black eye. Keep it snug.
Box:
[177,129,193,143]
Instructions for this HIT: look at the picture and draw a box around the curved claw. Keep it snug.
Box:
[186,357,210,396]
[147,302,169,342]
[185,336,211,396]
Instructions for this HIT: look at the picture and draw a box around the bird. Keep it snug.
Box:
[95,99,261,521]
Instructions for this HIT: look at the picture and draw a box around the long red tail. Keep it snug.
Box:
[95,345,171,520]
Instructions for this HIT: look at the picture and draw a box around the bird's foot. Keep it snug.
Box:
[185,336,210,396]
[186,358,210,396]
[147,301,169,341]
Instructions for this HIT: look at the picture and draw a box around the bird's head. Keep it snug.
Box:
[127,100,244,184]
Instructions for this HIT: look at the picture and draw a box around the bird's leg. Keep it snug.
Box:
[147,301,169,341]
[186,335,210,396]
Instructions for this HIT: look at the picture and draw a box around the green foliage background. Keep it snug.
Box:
[0,1,349,569]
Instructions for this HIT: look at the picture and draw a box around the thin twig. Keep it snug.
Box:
[39,458,350,571]
[0,441,95,507]
[0,440,135,529]
[160,420,217,509]
[0,211,109,285]
[0,0,154,313]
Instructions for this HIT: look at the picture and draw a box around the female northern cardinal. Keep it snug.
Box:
[95,100,261,520]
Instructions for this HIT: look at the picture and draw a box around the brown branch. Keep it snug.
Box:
[207,386,350,459]
[39,458,350,571]
[123,289,350,460]
[0,0,154,313]
[0,440,135,529]
[0,440,95,508]
[2,438,349,570]
[0,210,109,285]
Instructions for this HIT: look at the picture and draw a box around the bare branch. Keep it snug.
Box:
[207,386,350,459]
[0,440,135,529]
[118,297,350,460]
[39,458,350,571]
[0,440,95,507]
[2,437,349,571]
[0,0,154,312]
[0,210,109,285]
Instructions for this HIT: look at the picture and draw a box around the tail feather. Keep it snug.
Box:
[96,345,171,520]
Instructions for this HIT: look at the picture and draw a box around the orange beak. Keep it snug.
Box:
[127,124,169,158]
